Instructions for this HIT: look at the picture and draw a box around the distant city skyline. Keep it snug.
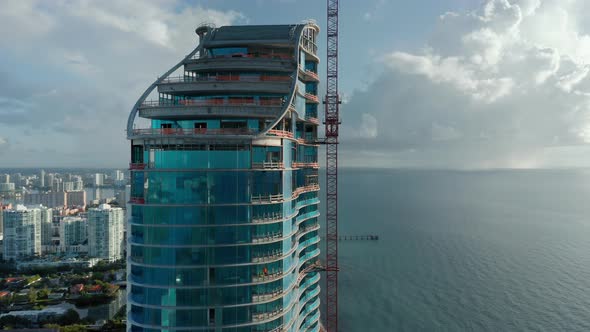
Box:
[2,0,590,169]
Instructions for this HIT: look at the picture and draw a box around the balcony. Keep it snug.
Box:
[252,232,283,244]
[292,162,319,169]
[252,306,283,322]
[296,134,318,145]
[252,288,282,303]
[129,127,257,138]
[138,99,283,120]
[298,286,321,310]
[304,93,320,104]
[252,193,284,204]
[252,161,284,169]
[191,52,294,61]
[252,269,283,282]
[252,212,283,224]
[296,224,320,239]
[296,211,320,225]
[292,184,320,198]
[186,54,295,72]
[161,74,292,84]
[305,116,320,125]
[157,75,292,96]
[296,260,322,286]
[252,250,282,264]
[298,67,320,82]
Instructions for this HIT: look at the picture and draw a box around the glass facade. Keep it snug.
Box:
[127,24,321,331]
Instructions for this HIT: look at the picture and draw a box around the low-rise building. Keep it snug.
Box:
[0,307,68,323]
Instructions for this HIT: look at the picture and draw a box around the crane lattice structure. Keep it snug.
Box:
[324,0,341,331]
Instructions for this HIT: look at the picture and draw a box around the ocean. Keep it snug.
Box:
[324,168,590,331]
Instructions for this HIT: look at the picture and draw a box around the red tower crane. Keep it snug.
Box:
[324,0,340,331]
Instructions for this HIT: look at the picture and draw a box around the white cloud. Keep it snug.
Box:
[344,0,590,169]
[0,1,244,167]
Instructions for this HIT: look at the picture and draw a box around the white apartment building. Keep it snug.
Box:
[87,204,124,262]
[2,205,42,260]
[60,217,88,253]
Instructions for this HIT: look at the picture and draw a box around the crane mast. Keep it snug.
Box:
[324,0,340,331]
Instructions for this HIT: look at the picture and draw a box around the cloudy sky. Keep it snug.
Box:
[1,0,590,169]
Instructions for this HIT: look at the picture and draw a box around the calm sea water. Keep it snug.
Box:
[321,169,590,332]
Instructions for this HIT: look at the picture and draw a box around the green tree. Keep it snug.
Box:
[28,288,37,303]
[38,287,50,299]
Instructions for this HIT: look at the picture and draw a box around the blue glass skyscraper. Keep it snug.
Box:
[127,23,321,331]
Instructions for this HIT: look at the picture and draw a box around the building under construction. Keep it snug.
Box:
[127,23,321,331]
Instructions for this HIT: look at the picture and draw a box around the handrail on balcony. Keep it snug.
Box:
[268,129,294,139]
[141,98,284,108]
[296,260,323,286]
[252,161,284,169]
[252,249,281,262]
[261,75,292,82]
[252,232,283,244]
[252,269,283,282]
[296,136,318,145]
[192,52,294,60]
[252,306,284,322]
[305,116,320,125]
[292,184,320,198]
[292,162,320,169]
[160,74,291,84]
[252,212,283,224]
[252,288,283,303]
[130,128,256,137]
[252,193,284,204]
[129,163,146,170]
[130,197,145,204]
[304,93,319,103]
[296,224,320,238]
[298,66,320,81]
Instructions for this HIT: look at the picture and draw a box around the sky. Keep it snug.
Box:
[2,0,590,169]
